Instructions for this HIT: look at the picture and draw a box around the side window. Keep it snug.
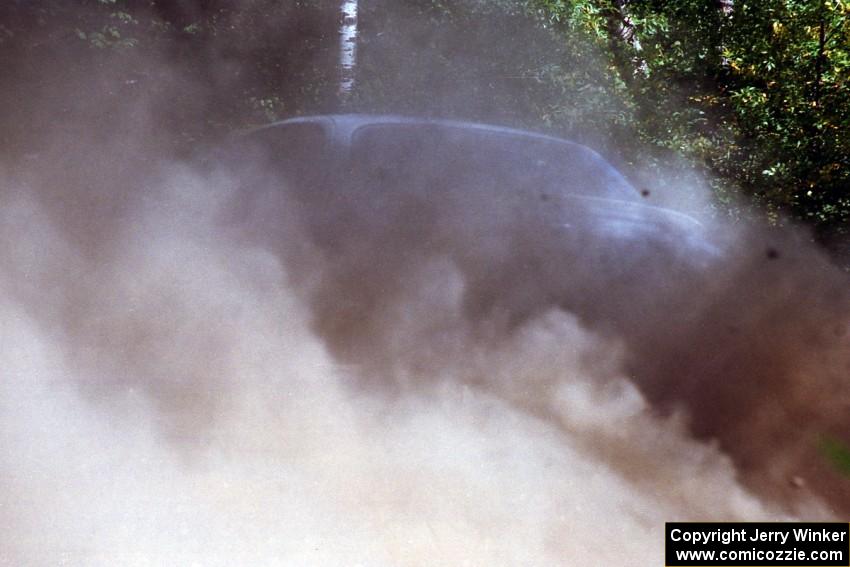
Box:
[351,124,452,193]
[350,123,637,201]
[502,136,638,200]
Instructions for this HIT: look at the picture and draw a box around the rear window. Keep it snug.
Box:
[243,121,329,190]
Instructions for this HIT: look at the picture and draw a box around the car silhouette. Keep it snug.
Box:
[228,114,718,355]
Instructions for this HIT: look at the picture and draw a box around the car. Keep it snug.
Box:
[226,114,719,355]
[225,115,850,516]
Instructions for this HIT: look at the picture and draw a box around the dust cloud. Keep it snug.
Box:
[0,174,775,567]
[2,4,850,566]
[1,121,845,566]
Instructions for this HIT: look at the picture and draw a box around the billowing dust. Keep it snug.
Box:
[2,21,850,566]
[1,118,848,567]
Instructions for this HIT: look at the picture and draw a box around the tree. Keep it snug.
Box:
[534,0,850,252]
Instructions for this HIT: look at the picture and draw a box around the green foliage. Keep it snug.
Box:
[250,96,287,122]
[76,24,138,49]
[534,0,850,242]
[819,435,850,477]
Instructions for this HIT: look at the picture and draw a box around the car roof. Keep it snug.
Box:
[252,113,610,160]
[240,113,716,255]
